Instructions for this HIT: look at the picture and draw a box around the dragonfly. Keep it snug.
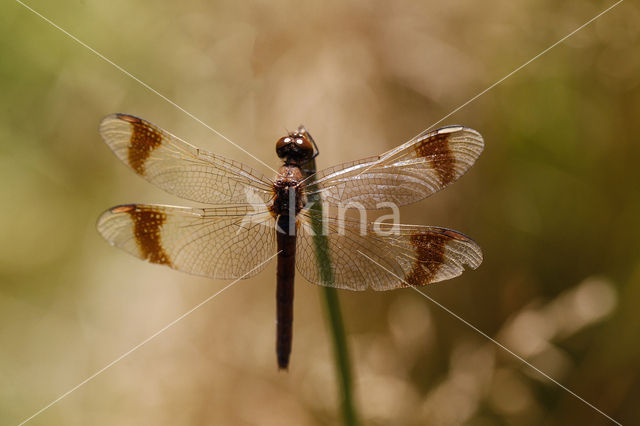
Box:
[97,114,484,369]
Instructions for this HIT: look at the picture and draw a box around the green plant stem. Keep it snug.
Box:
[306,156,358,426]
[322,286,357,426]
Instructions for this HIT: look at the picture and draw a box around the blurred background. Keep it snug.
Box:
[1,0,639,424]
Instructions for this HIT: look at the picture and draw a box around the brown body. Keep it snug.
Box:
[275,217,296,369]
[271,140,314,370]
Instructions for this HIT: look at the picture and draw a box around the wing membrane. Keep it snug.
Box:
[296,212,482,291]
[97,204,276,279]
[306,126,483,208]
[99,114,274,205]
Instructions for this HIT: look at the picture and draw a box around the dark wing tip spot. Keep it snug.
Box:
[111,204,136,214]
[442,229,470,241]
[115,113,142,124]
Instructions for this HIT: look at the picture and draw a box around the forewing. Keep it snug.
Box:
[306,126,483,208]
[97,204,276,279]
[99,114,274,205]
[296,213,482,291]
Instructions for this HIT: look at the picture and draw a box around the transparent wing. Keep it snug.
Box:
[97,204,276,279]
[296,212,482,291]
[99,114,274,205]
[306,126,483,209]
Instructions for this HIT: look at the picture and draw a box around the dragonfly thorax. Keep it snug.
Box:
[271,165,305,218]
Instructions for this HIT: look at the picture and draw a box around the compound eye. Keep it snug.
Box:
[276,132,315,162]
[276,136,293,157]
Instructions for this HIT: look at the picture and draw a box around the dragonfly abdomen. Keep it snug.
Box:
[276,214,297,370]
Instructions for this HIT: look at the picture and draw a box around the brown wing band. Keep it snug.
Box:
[114,205,172,266]
[404,231,448,287]
[117,114,164,176]
[414,133,456,186]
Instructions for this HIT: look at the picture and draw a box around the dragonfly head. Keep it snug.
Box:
[276,132,314,165]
